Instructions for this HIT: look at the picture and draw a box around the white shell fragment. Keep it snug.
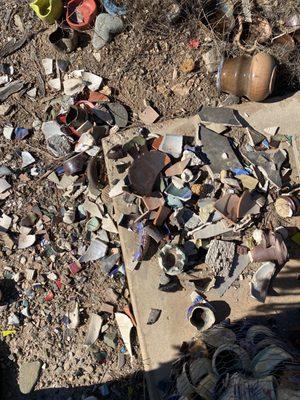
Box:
[42,58,53,75]
[48,78,61,91]
[18,234,36,249]
[21,151,35,168]
[81,71,103,91]
[0,213,12,231]
[67,302,80,329]
[84,313,103,346]
[115,312,133,357]
[79,239,108,262]
[0,178,11,193]
[63,77,84,96]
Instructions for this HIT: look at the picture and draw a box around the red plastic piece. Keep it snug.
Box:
[69,262,82,275]
[188,39,200,49]
[66,0,97,31]
[44,291,54,302]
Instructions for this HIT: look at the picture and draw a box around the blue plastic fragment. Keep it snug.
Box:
[102,0,126,16]
[56,166,64,176]
[15,128,30,140]
[231,168,250,175]
[120,345,126,353]
[261,139,270,149]
[100,383,110,396]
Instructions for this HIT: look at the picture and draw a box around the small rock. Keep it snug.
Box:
[19,360,42,394]
[180,58,195,73]
[93,14,124,50]
[103,332,118,349]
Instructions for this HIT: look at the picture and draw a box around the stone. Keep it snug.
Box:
[19,360,42,394]
[180,58,195,73]
[202,48,221,73]
[139,106,160,125]
[103,332,118,349]
[93,14,124,50]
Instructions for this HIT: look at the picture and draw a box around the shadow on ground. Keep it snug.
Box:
[1,246,300,400]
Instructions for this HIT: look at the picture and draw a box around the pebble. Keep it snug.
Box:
[19,360,42,394]
[93,14,124,50]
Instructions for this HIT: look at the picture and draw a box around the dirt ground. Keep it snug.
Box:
[0,0,300,399]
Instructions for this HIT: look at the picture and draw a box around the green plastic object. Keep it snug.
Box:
[30,0,63,23]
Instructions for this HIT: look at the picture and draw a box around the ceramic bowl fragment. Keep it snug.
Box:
[159,244,186,276]
[115,312,133,357]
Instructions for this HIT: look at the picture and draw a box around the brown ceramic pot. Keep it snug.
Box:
[219,52,277,102]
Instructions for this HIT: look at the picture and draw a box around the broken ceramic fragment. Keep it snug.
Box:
[243,148,286,188]
[139,106,159,125]
[187,292,215,332]
[250,231,288,265]
[200,126,242,174]
[18,234,36,249]
[115,312,133,357]
[84,313,103,346]
[275,196,300,218]
[250,262,276,303]
[199,107,241,126]
[128,151,170,196]
[93,13,124,50]
[147,308,162,325]
[79,239,107,262]
[159,134,183,158]
[159,244,186,275]
[165,158,191,177]
[164,183,192,202]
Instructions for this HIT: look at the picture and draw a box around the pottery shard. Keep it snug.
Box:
[93,13,124,50]
[139,106,160,125]
[128,151,170,196]
[165,158,191,177]
[200,126,242,174]
[19,360,42,394]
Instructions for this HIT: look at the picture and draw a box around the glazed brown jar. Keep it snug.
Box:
[218,52,277,102]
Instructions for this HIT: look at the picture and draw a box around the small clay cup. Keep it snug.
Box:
[218,52,277,102]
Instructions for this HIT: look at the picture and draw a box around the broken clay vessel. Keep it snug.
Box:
[187,293,215,332]
[218,52,277,102]
[30,0,63,23]
[250,232,288,265]
[275,196,300,218]
[49,24,78,53]
[66,0,97,31]
[158,244,186,276]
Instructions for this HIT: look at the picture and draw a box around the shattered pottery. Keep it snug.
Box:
[158,244,186,276]
[218,52,277,101]
[30,0,63,23]
[275,196,300,218]
[49,25,78,53]
[66,0,97,30]
[250,232,288,265]
[187,293,215,332]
